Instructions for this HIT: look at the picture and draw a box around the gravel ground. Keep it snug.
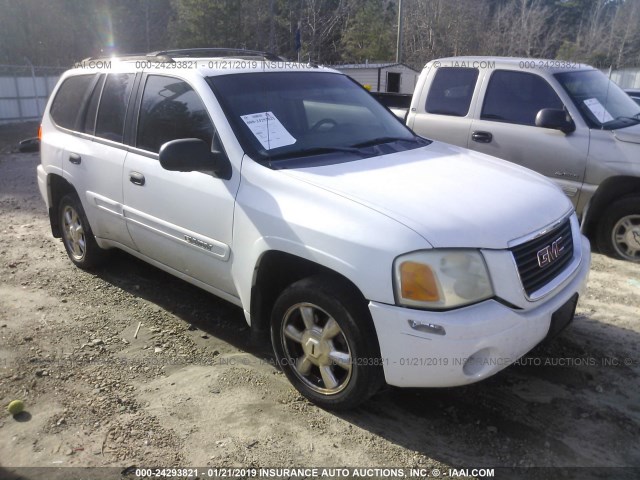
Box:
[0,123,639,480]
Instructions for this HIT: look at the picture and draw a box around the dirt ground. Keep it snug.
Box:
[0,123,639,480]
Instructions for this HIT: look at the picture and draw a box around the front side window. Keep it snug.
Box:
[481,70,563,126]
[95,73,134,143]
[137,75,214,153]
[426,67,478,117]
[49,74,96,130]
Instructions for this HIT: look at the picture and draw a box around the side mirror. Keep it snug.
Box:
[535,108,575,134]
[159,138,231,178]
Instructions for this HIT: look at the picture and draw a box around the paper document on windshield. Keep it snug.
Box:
[240,111,296,150]
[584,98,614,123]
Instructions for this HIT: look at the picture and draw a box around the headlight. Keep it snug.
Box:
[393,250,494,310]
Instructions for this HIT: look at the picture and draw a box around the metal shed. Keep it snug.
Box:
[332,62,419,94]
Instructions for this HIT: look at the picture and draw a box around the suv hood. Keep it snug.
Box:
[281,142,573,249]
[613,122,640,145]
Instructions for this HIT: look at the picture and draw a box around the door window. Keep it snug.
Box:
[82,75,105,135]
[95,73,135,143]
[481,70,563,126]
[137,75,214,153]
[426,67,478,117]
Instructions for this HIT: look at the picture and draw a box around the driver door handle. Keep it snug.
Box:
[471,131,493,143]
[68,153,82,164]
[129,172,145,186]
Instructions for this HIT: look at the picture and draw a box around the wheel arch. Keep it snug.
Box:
[248,250,371,336]
[582,175,640,240]
[47,173,79,238]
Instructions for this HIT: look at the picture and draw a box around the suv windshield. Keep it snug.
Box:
[207,71,422,165]
[555,69,640,130]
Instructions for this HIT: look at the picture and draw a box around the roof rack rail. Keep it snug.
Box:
[79,48,286,66]
[149,48,285,62]
[79,53,175,63]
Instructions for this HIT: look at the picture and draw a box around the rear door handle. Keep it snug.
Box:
[129,172,145,186]
[471,131,493,143]
[68,153,82,164]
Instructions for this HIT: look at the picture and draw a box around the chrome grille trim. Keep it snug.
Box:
[510,213,576,299]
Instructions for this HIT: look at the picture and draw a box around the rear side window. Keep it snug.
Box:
[49,75,96,129]
[82,75,105,134]
[137,75,214,153]
[95,73,135,143]
[481,70,563,126]
[426,67,478,117]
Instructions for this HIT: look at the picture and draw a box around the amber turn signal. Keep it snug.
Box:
[399,261,440,302]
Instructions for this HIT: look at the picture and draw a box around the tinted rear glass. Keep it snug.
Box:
[82,75,105,135]
[50,75,96,129]
[426,68,478,117]
[95,73,135,143]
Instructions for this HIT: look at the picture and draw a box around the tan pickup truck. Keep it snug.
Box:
[405,57,640,262]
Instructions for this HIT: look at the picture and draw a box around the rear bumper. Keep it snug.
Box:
[369,236,591,388]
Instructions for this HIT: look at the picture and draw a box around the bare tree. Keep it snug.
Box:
[482,0,559,58]
[300,0,348,63]
[609,0,640,68]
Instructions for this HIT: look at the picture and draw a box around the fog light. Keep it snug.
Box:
[463,348,494,377]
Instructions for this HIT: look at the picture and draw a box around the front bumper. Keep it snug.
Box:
[369,235,591,388]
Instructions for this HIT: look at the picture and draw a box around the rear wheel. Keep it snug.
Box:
[597,196,640,262]
[270,275,383,410]
[59,193,107,269]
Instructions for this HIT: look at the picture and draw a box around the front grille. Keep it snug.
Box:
[511,218,574,297]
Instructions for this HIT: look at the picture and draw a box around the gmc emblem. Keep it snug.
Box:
[537,237,565,268]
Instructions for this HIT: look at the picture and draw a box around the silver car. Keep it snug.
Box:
[408,57,640,262]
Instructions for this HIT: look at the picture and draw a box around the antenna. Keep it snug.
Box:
[602,64,613,128]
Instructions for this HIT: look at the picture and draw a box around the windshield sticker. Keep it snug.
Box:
[240,111,296,150]
[583,98,614,123]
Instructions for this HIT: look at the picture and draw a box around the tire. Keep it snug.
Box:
[59,193,108,269]
[270,275,384,410]
[596,195,640,262]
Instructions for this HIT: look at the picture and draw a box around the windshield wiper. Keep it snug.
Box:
[604,114,640,126]
[269,146,368,161]
[350,136,421,148]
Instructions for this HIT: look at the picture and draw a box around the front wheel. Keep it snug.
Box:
[59,193,108,269]
[596,195,640,262]
[270,275,383,410]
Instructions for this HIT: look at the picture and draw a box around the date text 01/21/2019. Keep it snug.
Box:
[132,467,497,478]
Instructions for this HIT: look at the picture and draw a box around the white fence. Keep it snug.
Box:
[610,68,640,90]
[0,65,65,124]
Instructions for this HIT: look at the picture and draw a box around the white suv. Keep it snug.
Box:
[37,49,590,409]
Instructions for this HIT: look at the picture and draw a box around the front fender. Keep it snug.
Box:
[230,159,430,316]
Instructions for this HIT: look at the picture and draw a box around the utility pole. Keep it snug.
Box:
[269,0,275,52]
[145,0,150,52]
[396,0,404,63]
